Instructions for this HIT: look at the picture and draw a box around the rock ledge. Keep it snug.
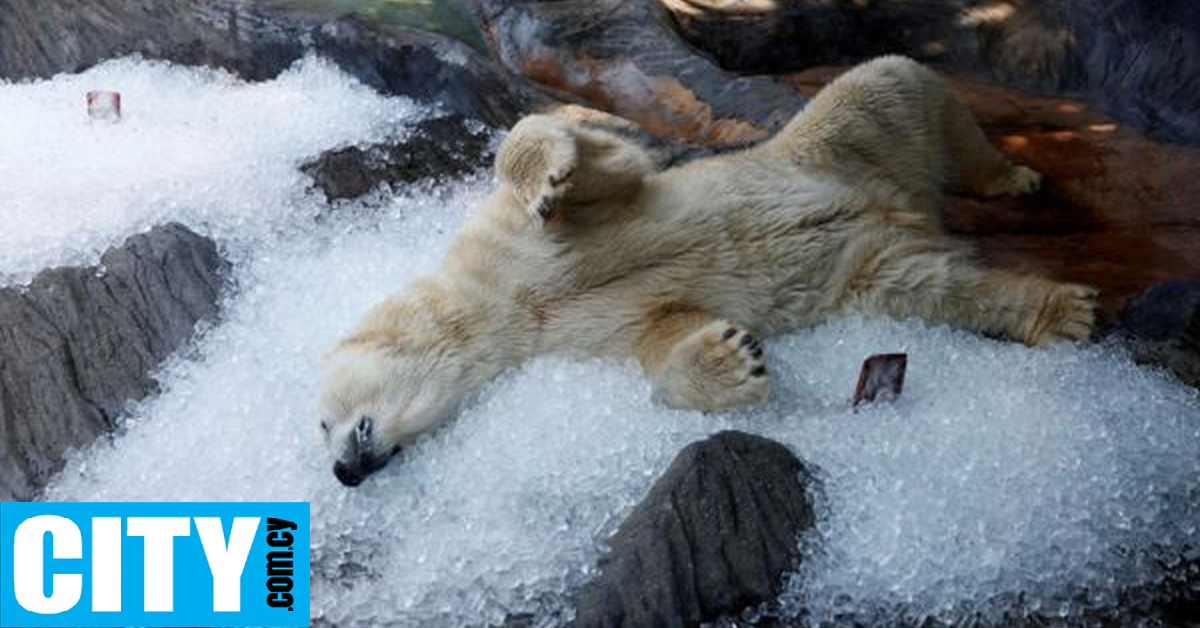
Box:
[0,224,226,501]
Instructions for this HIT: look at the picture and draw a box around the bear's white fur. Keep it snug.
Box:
[319,56,1097,483]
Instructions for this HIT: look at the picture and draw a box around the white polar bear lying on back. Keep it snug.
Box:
[319,56,1098,486]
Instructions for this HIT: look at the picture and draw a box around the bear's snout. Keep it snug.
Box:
[333,452,393,487]
[333,416,402,487]
[333,460,366,487]
[332,450,398,487]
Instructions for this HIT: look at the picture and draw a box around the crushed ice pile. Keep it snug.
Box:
[8,56,1199,628]
[0,55,414,284]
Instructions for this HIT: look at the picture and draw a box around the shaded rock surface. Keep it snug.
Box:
[0,224,226,501]
[461,0,1200,147]
[0,0,550,127]
[1119,280,1200,388]
[784,67,1200,321]
[469,0,805,143]
[657,0,1200,146]
[572,430,815,628]
[659,0,1083,85]
[302,113,494,202]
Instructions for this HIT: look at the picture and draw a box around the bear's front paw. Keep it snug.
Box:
[1027,283,1099,346]
[655,321,769,411]
[529,165,576,221]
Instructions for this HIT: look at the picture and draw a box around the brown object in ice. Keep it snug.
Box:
[87,90,121,121]
[853,353,907,407]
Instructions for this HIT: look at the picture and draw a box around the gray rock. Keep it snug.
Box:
[658,0,1084,90]
[301,113,494,203]
[1120,279,1200,388]
[0,0,550,127]
[572,431,815,628]
[0,224,226,501]
[1075,0,1200,148]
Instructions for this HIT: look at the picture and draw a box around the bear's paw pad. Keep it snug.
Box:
[662,321,769,410]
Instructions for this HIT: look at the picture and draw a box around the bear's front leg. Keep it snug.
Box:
[996,276,1099,346]
[636,305,769,410]
[847,235,1099,346]
[496,114,654,226]
[495,116,579,221]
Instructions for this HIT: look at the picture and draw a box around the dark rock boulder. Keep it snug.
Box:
[0,224,226,501]
[1074,0,1200,147]
[572,431,815,628]
[0,0,550,127]
[658,0,1085,89]
[655,0,1200,147]
[302,113,494,203]
[1119,280,1200,388]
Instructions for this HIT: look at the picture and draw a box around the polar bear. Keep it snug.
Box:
[319,56,1098,486]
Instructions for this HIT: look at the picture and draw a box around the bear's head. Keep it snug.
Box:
[317,288,494,486]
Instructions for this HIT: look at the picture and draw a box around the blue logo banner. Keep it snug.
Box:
[0,502,309,627]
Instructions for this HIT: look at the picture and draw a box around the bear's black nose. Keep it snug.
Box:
[333,461,364,487]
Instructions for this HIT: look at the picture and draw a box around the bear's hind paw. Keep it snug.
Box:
[656,321,770,411]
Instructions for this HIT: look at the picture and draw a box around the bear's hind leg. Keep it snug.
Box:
[768,56,1042,200]
[636,304,769,410]
[940,85,1043,198]
[846,236,1098,346]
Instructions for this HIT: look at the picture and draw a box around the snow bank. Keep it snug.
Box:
[0,55,415,283]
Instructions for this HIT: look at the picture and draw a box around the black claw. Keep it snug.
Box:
[750,348,763,359]
[739,334,755,348]
[722,327,738,340]
[750,365,767,377]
